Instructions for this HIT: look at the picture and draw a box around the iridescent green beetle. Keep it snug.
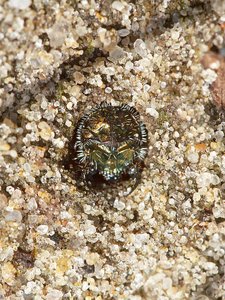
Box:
[74,102,148,184]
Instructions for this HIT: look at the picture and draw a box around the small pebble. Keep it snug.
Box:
[36,225,49,235]
[187,151,199,164]
[5,210,22,222]
[111,1,125,11]
[8,0,31,9]
[146,107,159,119]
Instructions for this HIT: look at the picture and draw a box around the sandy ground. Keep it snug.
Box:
[0,0,224,299]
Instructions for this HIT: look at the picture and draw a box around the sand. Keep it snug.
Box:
[0,0,224,299]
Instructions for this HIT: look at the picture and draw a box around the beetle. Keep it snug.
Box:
[74,102,148,185]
